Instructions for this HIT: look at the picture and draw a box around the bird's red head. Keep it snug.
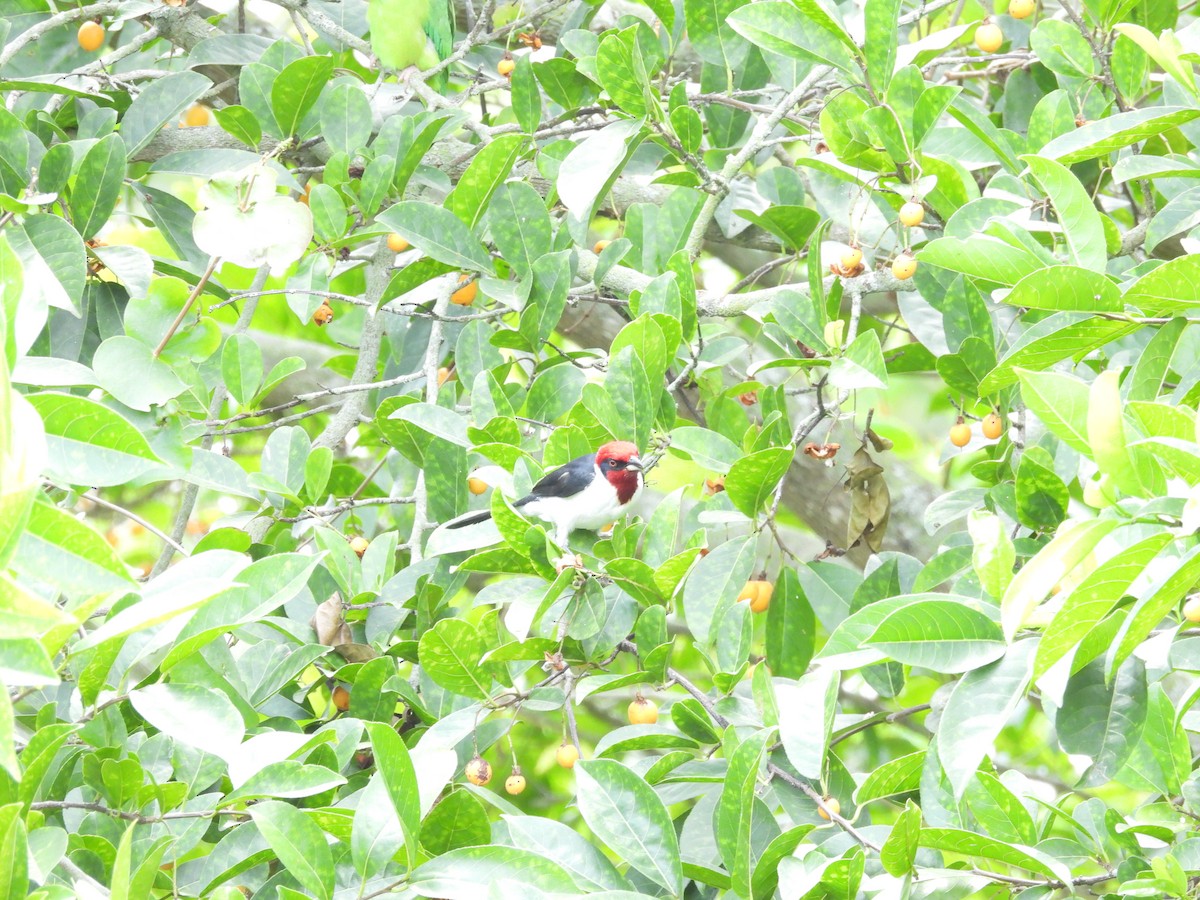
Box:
[595,441,643,504]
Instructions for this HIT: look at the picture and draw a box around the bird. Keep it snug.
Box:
[446,441,645,550]
[367,0,454,90]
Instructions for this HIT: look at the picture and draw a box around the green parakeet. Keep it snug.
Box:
[367,0,454,89]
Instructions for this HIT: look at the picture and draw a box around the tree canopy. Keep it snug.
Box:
[4,0,1200,897]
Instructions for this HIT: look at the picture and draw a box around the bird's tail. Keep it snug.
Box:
[446,510,493,530]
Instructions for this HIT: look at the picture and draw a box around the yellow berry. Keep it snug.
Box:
[505,772,527,794]
[628,696,659,725]
[332,685,350,711]
[437,366,452,387]
[387,233,409,253]
[891,253,917,280]
[498,57,515,77]
[77,21,105,52]
[818,796,840,820]
[982,412,1003,440]
[840,247,863,270]
[975,22,1003,52]
[349,536,369,558]
[1008,0,1035,18]
[1184,597,1200,623]
[183,104,211,127]
[750,581,772,614]
[949,421,971,448]
[451,274,478,306]
[899,201,924,228]
[465,756,491,786]
[468,476,488,495]
[556,743,579,769]
[312,302,334,326]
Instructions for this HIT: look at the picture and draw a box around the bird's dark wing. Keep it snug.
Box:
[518,453,597,504]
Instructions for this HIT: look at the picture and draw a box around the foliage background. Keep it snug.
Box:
[4,0,1200,896]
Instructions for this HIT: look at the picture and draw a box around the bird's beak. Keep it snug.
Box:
[626,457,643,471]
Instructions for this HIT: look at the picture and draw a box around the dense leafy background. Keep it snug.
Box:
[4,0,1200,896]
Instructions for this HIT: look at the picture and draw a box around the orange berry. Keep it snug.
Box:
[498,57,515,77]
[77,21,105,52]
[312,302,334,326]
[593,239,611,254]
[891,253,917,280]
[349,536,369,558]
[451,274,478,306]
[183,104,211,127]
[468,476,488,495]
[899,201,924,228]
[818,796,840,820]
[975,21,1003,52]
[1184,597,1200,622]
[437,366,452,386]
[556,743,579,768]
[386,233,410,253]
[628,695,659,725]
[465,756,491,786]
[982,412,1003,440]
[949,420,971,448]
[332,685,350,711]
[750,581,772,614]
[505,772,527,794]
[1008,0,1035,18]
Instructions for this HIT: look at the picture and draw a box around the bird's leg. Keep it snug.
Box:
[551,526,582,574]
[368,65,389,101]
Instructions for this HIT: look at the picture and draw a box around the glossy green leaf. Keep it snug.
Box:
[250,801,334,900]
[864,598,1004,673]
[271,55,334,137]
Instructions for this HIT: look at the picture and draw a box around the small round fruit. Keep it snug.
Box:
[818,796,840,820]
[332,685,351,711]
[737,581,759,604]
[982,412,1003,440]
[840,247,863,270]
[183,104,211,127]
[556,743,580,769]
[354,750,374,768]
[949,419,971,448]
[468,476,488,495]
[1008,0,1035,18]
[1184,597,1200,623]
[891,252,917,280]
[899,200,924,228]
[437,366,452,386]
[750,581,772,614]
[465,756,492,786]
[975,21,1003,52]
[498,57,515,77]
[505,772,527,795]
[628,695,659,725]
[386,233,410,253]
[350,536,369,558]
[451,274,478,306]
[312,302,334,326]
[593,239,611,254]
[78,21,105,51]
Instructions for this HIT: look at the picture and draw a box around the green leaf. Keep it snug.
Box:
[320,82,373,156]
[683,535,757,645]
[980,314,1137,393]
[27,392,161,487]
[575,759,683,895]
[765,568,815,679]
[68,133,126,240]
[1022,156,1106,271]
[18,211,86,316]
[726,2,858,74]
[129,683,246,761]
[121,70,210,157]
[250,801,333,900]
[606,345,654,451]
[684,0,750,69]
[558,119,645,244]
[919,827,1070,882]
[0,637,56,686]
[1110,543,1200,675]
[938,639,1035,796]
[271,55,333,136]
[1040,106,1200,164]
[366,721,420,869]
[1014,450,1068,530]
[93,335,187,412]
[777,666,838,778]
[222,761,346,806]
[13,501,131,597]
[880,800,921,876]
[1001,265,1121,312]
[968,510,1014,599]
[221,333,264,408]
[511,54,541,134]
[1015,368,1092,454]
[421,788,491,855]
[1124,255,1200,312]
[445,133,524,230]
[502,815,629,892]
[596,27,659,119]
[830,330,888,390]
[724,447,792,518]
[1057,656,1146,787]
[1089,369,1142,496]
[855,749,924,802]
[920,235,1046,285]
[718,729,773,897]
[308,183,348,242]
[864,0,900,92]
[214,105,263,148]
[488,181,552,280]
[864,598,1005,673]
[668,425,742,473]
[377,201,494,272]
[0,806,28,900]
[410,846,575,896]
[418,617,491,699]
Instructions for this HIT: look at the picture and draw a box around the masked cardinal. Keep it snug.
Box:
[447,441,645,555]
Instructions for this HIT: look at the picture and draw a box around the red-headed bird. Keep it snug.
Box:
[447,441,644,549]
